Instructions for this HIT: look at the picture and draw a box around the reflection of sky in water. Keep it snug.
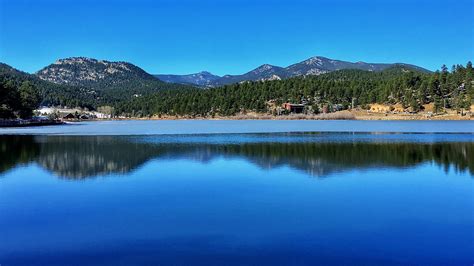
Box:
[1,121,473,266]
[1,151,472,265]
[0,129,473,265]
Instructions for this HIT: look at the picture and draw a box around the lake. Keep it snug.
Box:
[1,120,473,265]
[0,120,474,135]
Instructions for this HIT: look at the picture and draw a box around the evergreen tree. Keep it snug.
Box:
[434,95,443,114]
[18,81,40,118]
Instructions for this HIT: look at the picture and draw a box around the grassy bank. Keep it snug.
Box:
[115,110,472,121]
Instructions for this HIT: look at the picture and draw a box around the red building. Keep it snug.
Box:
[283,103,305,113]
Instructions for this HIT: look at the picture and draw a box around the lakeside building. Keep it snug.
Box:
[282,103,305,113]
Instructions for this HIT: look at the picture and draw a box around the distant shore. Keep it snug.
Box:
[110,110,473,121]
[350,110,473,121]
[0,119,64,128]
[2,110,471,128]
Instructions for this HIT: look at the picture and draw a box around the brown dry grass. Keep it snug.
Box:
[229,111,355,120]
[129,109,472,121]
[352,109,473,120]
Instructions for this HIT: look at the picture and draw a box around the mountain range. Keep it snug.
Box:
[2,55,469,119]
[1,55,431,108]
[155,56,431,87]
[3,56,430,91]
[154,71,221,87]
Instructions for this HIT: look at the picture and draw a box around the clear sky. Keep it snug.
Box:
[0,0,472,75]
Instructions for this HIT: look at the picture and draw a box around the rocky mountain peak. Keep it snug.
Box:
[252,64,276,73]
[36,57,155,87]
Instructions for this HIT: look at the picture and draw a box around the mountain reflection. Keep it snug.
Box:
[0,135,472,179]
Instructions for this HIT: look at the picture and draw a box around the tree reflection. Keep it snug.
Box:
[0,135,472,179]
[0,136,40,175]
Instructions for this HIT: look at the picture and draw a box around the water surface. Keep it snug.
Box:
[1,120,473,135]
[1,121,473,265]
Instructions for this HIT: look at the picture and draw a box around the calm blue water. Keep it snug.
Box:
[0,121,473,265]
[0,119,473,135]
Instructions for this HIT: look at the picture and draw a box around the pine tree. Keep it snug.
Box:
[434,95,443,114]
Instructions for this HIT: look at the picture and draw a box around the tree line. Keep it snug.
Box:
[115,63,473,117]
[1,62,473,119]
[0,62,191,119]
[0,78,40,119]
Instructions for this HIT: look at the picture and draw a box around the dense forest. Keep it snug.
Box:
[1,62,473,119]
[0,78,40,119]
[115,63,473,117]
[0,63,100,117]
[0,63,191,119]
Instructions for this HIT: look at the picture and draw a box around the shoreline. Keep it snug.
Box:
[111,110,473,121]
[0,119,65,128]
[1,111,472,128]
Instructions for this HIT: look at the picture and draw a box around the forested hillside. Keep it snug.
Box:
[1,60,472,119]
[116,63,473,117]
[0,63,100,114]
[36,57,193,103]
[0,78,40,119]
[0,60,194,118]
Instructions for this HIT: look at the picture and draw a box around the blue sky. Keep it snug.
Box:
[0,0,472,75]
